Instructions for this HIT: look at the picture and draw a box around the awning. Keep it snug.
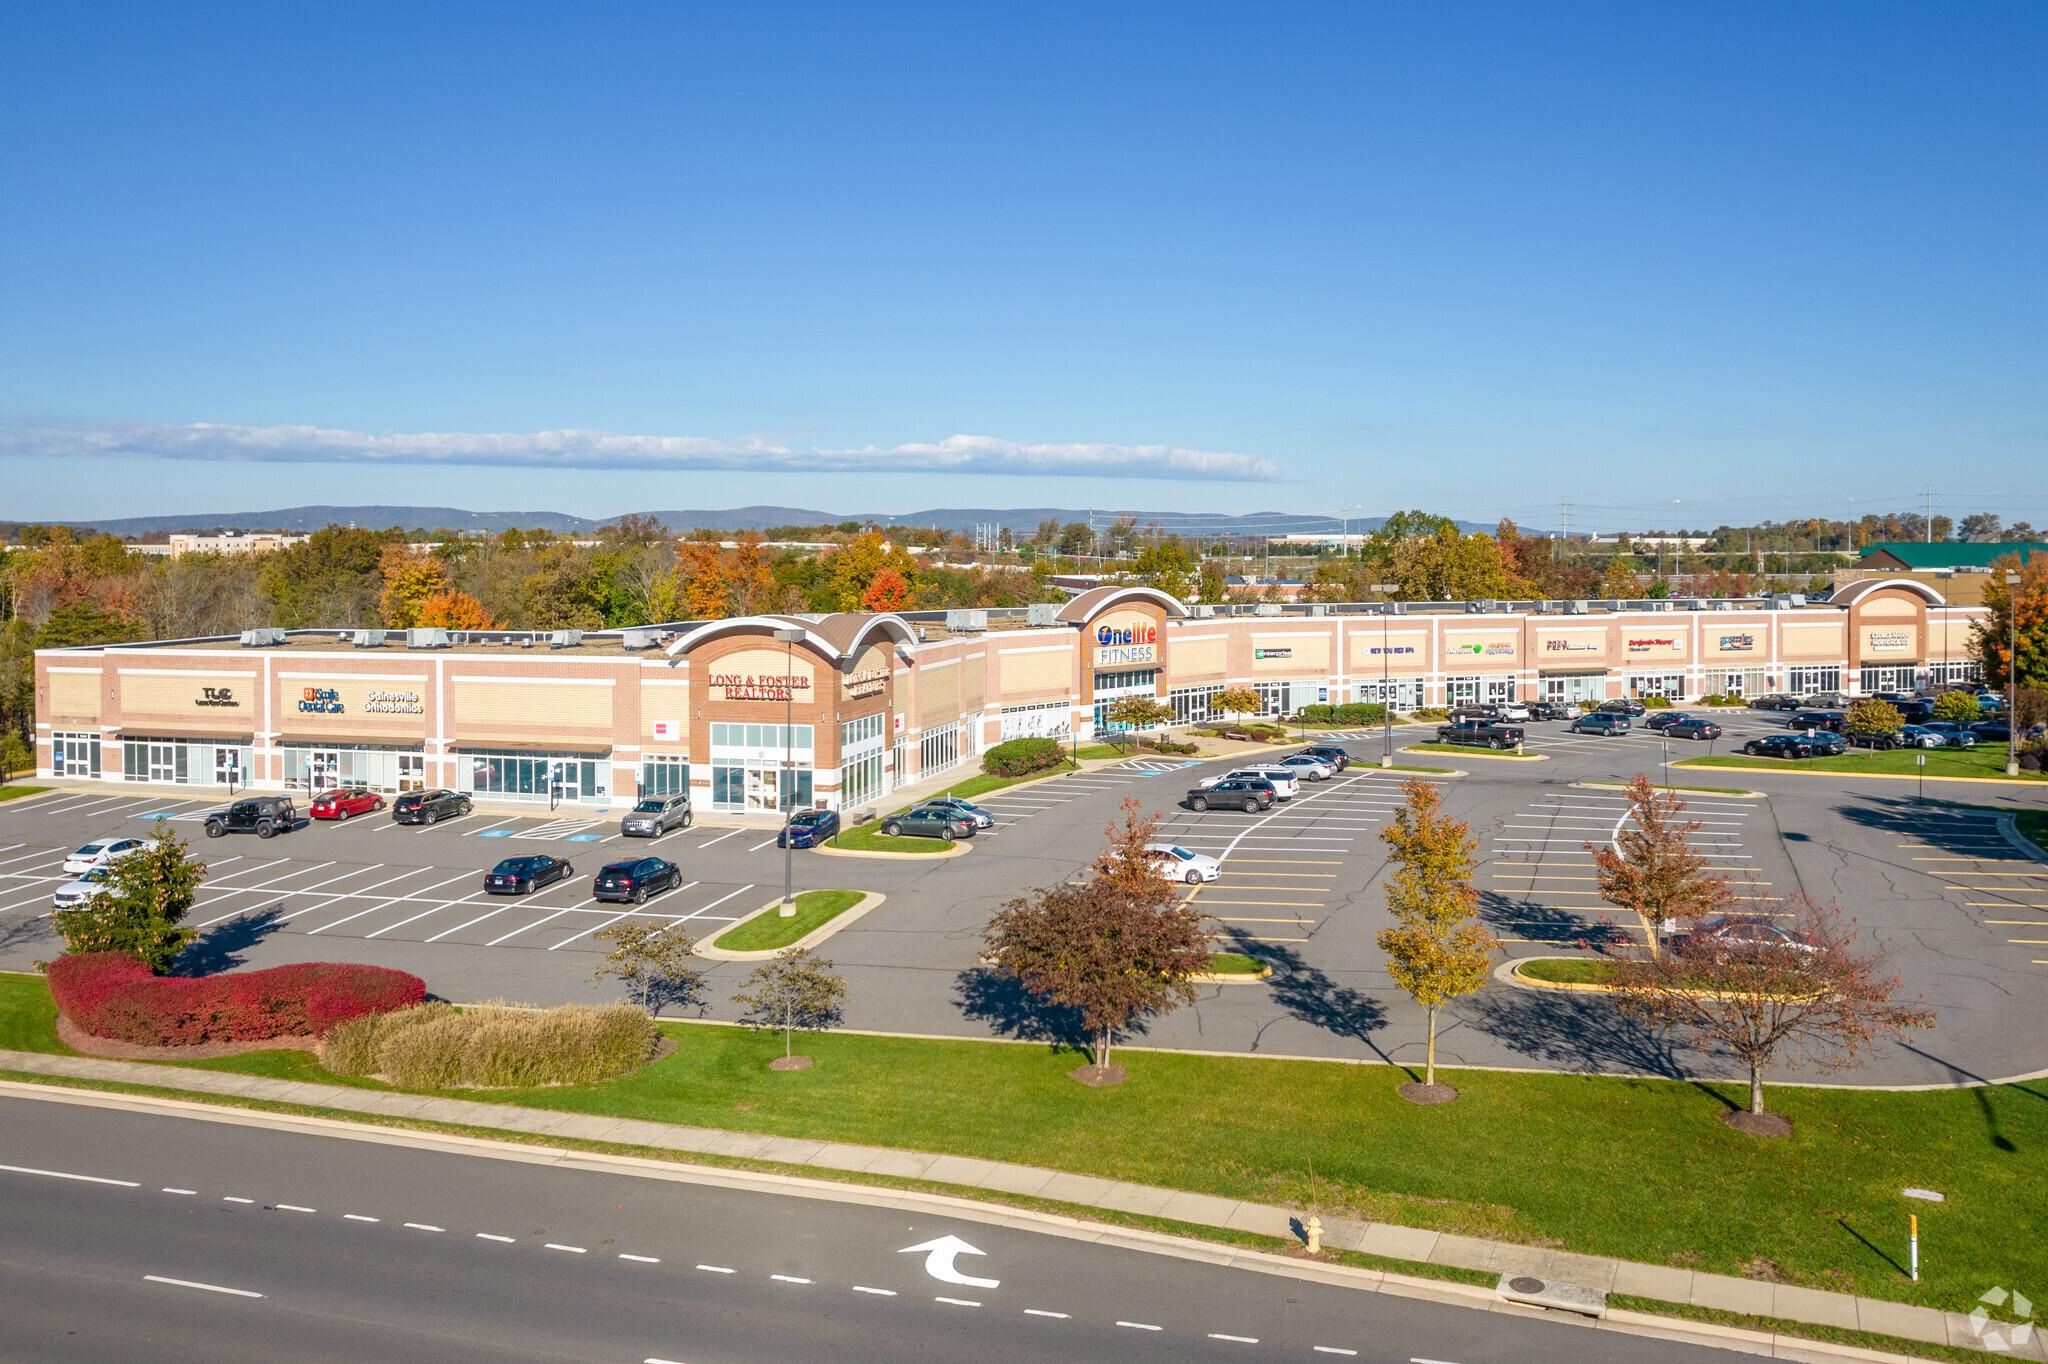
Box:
[451,737,612,755]
[110,724,255,741]
[277,732,425,748]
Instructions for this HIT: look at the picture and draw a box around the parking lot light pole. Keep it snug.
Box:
[773,627,806,913]
[1371,585,1396,767]
[2005,573,2022,777]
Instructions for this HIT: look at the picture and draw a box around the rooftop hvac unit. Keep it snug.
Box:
[1385,601,1406,616]
[549,629,583,649]
[1254,603,1282,616]
[406,627,450,650]
[351,629,383,648]
[1026,603,1061,626]
[1565,600,1590,615]
[622,628,656,651]
[945,609,987,632]
[1307,602,1329,616]
[1465,599,1498,614]
[238,627,287,647]
[1189,603,1215,619]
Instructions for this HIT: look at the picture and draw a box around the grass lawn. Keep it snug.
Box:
[1405,741,1535,757]
[1678,746,2044,781]
[825,823,962,855]
[5,971,2041,1308]
[1204,952,1267,975]
[713,890,865,952]
[1580,781,1761,796]
[1514,957,1619,986]
[0,784,52,803]
[916,762,1078,802]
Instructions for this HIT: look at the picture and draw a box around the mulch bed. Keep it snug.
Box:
[1068,1063,1127,1087]
[767,1054,814,1071]
[1722,1108,1794,1137]
[56,1013,318,1060]
[1398,1081,1459,1105]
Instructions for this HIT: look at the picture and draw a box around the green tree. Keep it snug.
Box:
[1584,774,1733,961]
[826,531,917,611]
[1058,521,1095,556]
[981,798,1212,1072]
[1210,687,1262,725]
[590,919,702,1010]
[1129,542,1195,599]
[1844,698,1903,738]
[1197,560,1229,604]
[32,600,141,648]
[1388,527,1515,602]
[731,946,847,1061]
[51,819,206,973]
[377,545,448,628]
[1931,690,1983,726]
[1597,555,1640,600]
[261,525,402,626]
[1375,779,1495,1088]
[1103,696,1174,750]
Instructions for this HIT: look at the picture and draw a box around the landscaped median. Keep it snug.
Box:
[1401,743,1547,761]
[1190,951,1273,983]
[1676,747,2045,783]
[0,784,51,803]
[817,758,1085,856]
[2,965,2039,1336]
[702,890,880,959]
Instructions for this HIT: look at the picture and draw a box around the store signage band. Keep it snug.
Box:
[195,686,240,708]
[1454,643,1515,656]
[1254,647,1292,660]
[1719,634,1755,652]
[844,667,887,699]
[710,672,813,701]
[1869,631,1911,650]
[1369,645,1416,655]
[1545,639,1599,652]
[365,690,423,714]
[1095,618,1159,667]
[1628,638,1677,652]
[299,687,344,714]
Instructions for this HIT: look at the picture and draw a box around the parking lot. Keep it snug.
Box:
[4,702,2043,1088]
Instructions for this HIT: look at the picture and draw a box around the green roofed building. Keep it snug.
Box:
[1835,542,2044,607]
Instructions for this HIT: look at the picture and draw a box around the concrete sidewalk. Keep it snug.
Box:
[0,1046,2022,1360]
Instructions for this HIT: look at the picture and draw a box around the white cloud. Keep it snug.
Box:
[0,418,1282,481]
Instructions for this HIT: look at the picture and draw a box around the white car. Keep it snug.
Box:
[1496,702,1531,721]
[1196,767,1300,799]
[61,838,146,877]
[1277,754,1336,781]
[1146,843,1222,883]
[52,867,115,910]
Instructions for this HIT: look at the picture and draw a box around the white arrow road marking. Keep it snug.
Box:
[145,1275,263,1298]
[899,1234,1000,1288]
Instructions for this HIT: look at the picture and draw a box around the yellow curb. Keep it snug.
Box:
[700,891,888,961]
[1401,746,1549,762]
[1189,959,1276,984]
[1573,781,1769,800]
[1670,760,2045,787]
[812,839,972,860]
[1508,958,1616,993]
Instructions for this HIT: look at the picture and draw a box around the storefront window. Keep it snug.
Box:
[455,748,609,804]
[642,756,688,796]
[1626,673,1685,700]
[1787,667,1841,695]
[1355,678,1425,710]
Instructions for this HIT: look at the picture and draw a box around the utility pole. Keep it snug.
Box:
[772,627,805,911]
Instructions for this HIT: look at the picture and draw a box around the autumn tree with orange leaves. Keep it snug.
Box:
[1375,778,1496,1092]
[1584,774,1735,960]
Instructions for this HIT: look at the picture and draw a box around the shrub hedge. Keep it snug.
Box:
[323,1001,658,1088]
[1293,702,1388,726]
[982,736,1066,777]
[47,952,424,1045]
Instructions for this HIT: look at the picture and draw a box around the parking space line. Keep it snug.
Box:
[425,905,512,942]
[698,828,745,848]
[307,871,478,935]
[485,899,595,946]
[364,890,491,939]
[270,866,442,921]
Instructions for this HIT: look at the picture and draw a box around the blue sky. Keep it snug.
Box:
[2,3,2042,533]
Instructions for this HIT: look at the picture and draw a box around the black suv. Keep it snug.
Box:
[1188,777,1276,812]
[204,796,297,839]
[1301,744,1350,771]
[392,789,472,825]
[1598,699,1648,717]
[593,856,683,904]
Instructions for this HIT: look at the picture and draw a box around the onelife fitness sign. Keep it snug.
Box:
[1093,614,1158,667]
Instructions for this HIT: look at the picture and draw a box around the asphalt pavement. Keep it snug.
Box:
[0,1094,1759,1364]
[3,706,2044,1086]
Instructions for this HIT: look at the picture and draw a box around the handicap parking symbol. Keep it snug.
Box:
[564,833,604,842]
[474,829,512,838]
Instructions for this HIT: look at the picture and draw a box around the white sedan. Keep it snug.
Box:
[52,868,114,910]
[61,837,146,877]
[1147,843,1222,883]
[1277,754,1335,781]
[1196,767,1300,799]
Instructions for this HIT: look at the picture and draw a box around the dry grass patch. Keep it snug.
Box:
[322,1001,657,1089]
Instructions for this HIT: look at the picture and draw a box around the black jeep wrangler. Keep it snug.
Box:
[204,796,298,839]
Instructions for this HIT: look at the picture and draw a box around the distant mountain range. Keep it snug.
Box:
[13,503,1489,538]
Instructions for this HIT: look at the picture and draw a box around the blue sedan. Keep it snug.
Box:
[777,809,841,848]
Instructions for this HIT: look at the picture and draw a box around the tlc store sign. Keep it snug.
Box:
[1093,615,1159,667]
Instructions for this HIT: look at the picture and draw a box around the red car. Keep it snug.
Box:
[308,786,386,820]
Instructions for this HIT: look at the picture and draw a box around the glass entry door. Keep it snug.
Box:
[398,753,424,791]
[308,749,340,791]
[147,742,179,784]
[214,747,241,787]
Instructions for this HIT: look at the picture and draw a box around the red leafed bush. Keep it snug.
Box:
[47,953,426,1046]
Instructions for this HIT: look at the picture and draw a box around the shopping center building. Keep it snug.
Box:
[33,579,1986,810]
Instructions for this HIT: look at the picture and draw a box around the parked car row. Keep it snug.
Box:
[481,853,687,904]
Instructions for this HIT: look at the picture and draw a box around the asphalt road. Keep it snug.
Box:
[3,706,2043,1086]
[0,1094,1757,1364]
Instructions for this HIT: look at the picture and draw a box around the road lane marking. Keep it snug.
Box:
[771,1274,812,1283]
[620,1254,661,1263]
[344,1214,379,1222]
[275,1204,316,1213]
[1210,1334,1259,1343]
[223,1196,254,1203]
[406,1223,444,1232]
[545,1243,587,1253]
[697,1264,735,1273]
[1117,1320,1162,1330]
[935,1296,981,1307]
[0,1163,139,1187]
[145,1274,263,1298]
[477,1233,516,1242]
[852,1286,896,1295]
[1025,1309,1070,1318]
[163,1187,197,1195]
[748,837,779,851]
[699,828,745,847]
[1313,1349,1357,1356]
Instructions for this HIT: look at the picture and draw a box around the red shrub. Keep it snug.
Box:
[47,953,426,1046]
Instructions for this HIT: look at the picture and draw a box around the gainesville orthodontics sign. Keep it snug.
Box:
[365,689,423,714]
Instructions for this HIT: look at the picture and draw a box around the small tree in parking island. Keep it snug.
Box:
[51,819,206,974]
[731,947,847,1062]
[982,797,1212,1076]
[1376,779,1495,1091]
[589,919,703,1011]
[1931,690,1983,727]
[1611,895,1934,1127]
[1209,687,1263,729]
[1845,697,1904,741]
[1585,774,1734,961]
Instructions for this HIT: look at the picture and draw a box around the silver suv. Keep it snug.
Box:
[621,793,691,838]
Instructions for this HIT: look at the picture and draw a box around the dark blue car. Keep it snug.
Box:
[777,809,841,848]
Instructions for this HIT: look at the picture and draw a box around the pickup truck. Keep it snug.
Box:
[1434,717,1526,750]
